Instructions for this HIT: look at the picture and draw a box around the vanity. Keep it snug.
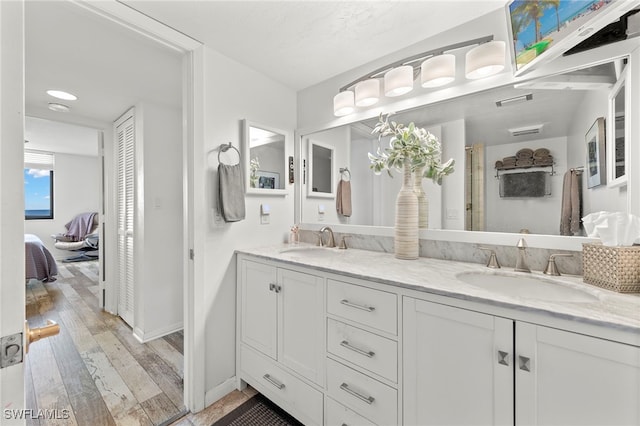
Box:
[236,245,640,426]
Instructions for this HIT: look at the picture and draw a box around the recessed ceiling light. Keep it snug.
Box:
[48,102,70,112]
[46,90,77,101]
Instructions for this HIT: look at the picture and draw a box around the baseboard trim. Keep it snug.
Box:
[133,321,183,343]
[204,377,238,408]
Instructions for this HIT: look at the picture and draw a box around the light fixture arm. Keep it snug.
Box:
[338,35,494,92]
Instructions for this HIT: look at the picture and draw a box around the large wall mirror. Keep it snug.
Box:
[243,119,289,195]
[300,58,630,237]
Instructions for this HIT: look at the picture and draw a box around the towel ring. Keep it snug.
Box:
[340,167,351,181]
[218,142,241,165]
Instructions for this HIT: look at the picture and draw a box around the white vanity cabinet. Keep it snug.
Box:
[403,297,640,426]
[237,250,640,426]
[238,257,325,425]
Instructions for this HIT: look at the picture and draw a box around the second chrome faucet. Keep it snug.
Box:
[515,238,531,273]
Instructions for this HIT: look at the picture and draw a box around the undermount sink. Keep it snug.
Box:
[456,272,599,303]
[279,246,342,258]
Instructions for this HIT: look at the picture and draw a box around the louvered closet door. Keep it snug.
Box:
[116,113,135,327]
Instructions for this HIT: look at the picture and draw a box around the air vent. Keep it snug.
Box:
[509,124,544,137]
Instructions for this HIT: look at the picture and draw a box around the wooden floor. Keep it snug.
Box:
[25,260,185,426]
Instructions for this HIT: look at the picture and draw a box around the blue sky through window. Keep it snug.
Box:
[25,168,53,217]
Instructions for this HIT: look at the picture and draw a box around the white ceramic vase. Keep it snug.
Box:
[395,159,419,260]
[413,166,428,229]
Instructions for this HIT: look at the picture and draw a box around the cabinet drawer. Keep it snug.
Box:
[240,345,323,426]
[326,358,397,426]
[327,318,397,383]
[325,396,376,426]
[327,280,397,335]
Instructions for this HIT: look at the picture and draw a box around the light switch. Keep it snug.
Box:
[318,204,325,221]
[261,204,271,225]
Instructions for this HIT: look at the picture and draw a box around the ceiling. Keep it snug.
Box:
[25,0,505,156]
[121,0,507,91]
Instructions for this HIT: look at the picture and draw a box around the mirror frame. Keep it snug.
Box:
[606,66,629,188]
[243,119,290,196]
[306,138,336,198]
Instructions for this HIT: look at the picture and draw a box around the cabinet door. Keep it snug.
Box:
[403,298,513,426]
[240,260,278,359]
[278,268,324,386]
[516,323,640,426]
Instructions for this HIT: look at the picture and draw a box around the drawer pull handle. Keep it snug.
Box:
[340,340,375,358]
[340,382,374,405]
[263,374,285,389]
[340,299,375,312]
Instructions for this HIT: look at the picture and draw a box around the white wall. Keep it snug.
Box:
[441,119,466,230]
[132,101,184,341]
[486,137,567,235]
[201,48,296,402]
[24,152,100,260]
[567,89,627,217]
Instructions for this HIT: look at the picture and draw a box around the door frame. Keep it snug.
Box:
[0,0,27,419]
[74,1,206,412]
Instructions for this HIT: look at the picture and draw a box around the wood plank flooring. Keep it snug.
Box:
[25,261,185,426]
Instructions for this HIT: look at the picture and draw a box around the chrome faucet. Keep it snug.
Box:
[478,247,500,269]
[543,253,573,276]
[318,226,336,248]
[515,238,531,273]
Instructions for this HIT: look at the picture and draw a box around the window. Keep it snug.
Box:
[24,150,54,220]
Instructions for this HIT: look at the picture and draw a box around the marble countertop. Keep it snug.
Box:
[237,244,640,335]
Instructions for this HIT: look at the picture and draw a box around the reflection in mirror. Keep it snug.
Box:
[607,66,627,187]
[300,60,629,235]
[308,139,335,197]
[243,120,287,194]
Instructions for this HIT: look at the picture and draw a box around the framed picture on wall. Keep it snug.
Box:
[585,117,606,189]
[257,171,280,189]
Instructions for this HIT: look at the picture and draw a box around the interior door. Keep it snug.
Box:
[115,110,135,327]
[0,0,26,419]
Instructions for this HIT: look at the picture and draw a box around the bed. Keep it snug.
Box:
[25,234,58,282]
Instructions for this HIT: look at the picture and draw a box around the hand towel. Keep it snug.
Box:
[560,170,581,235]
[218,163,245,222]
[336,179,352,217]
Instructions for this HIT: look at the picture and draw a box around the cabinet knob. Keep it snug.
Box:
[518,355,531,372]
[497,350,509,366]
[269,283,281,293]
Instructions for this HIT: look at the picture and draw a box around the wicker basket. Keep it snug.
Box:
[582,243,640,293]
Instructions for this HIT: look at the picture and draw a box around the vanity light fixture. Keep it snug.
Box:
[465,40,506,80]
[421,54,456,88]
[333,91,355,116]
[355,78,380,107]
[384,65,414,97]
[333,35,505,116]
[46,89,78,101]
[48,102,70,112]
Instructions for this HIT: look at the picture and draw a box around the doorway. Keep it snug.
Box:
[24,1,191,423]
